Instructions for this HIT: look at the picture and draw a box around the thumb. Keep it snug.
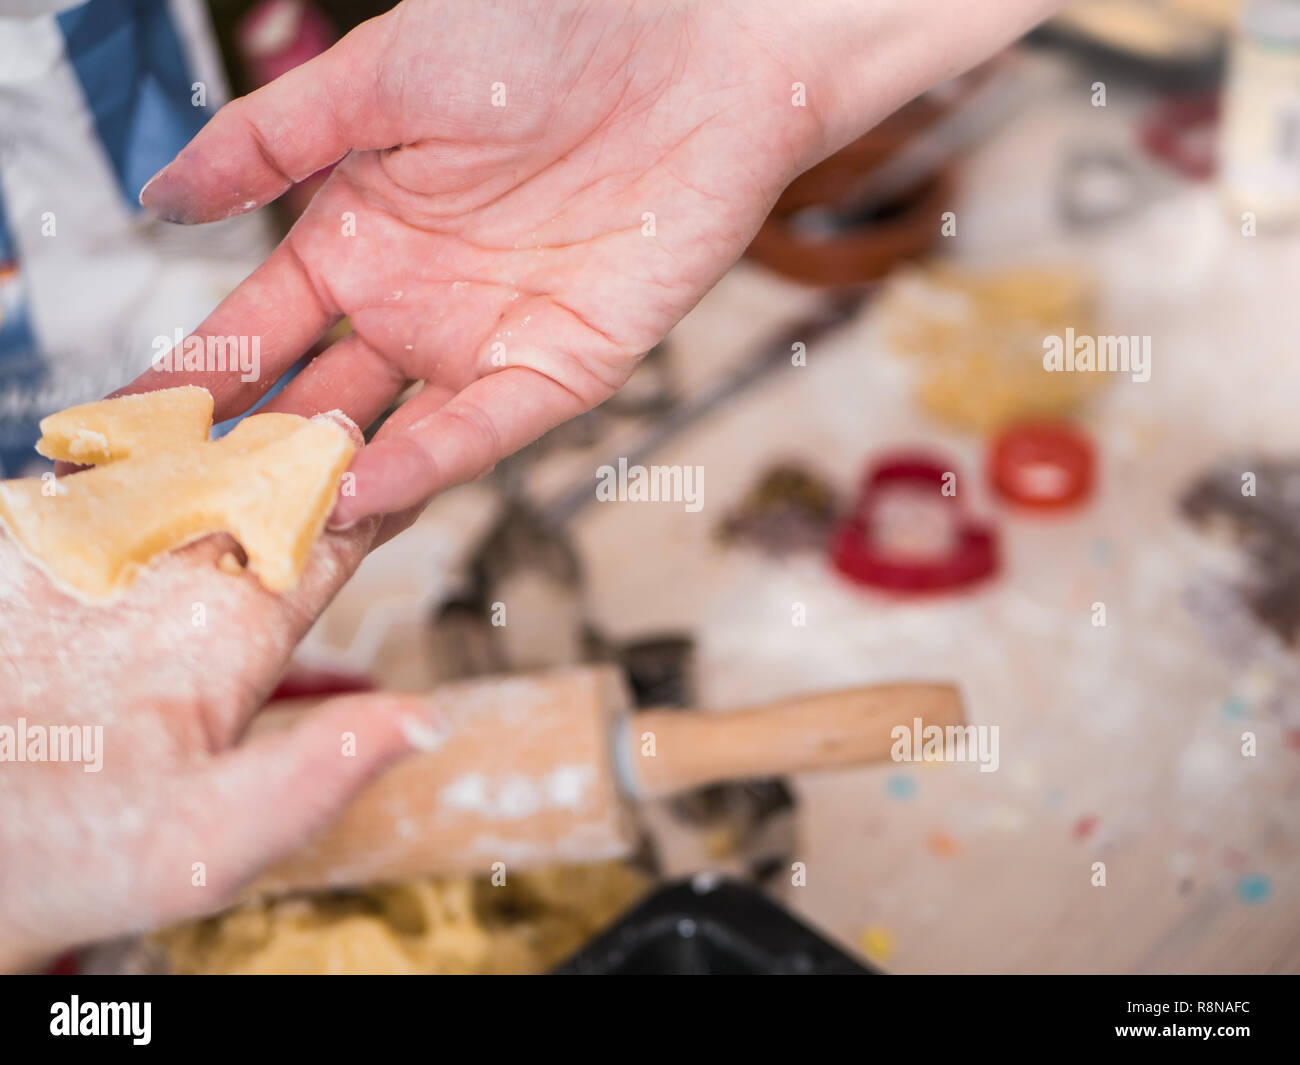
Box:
[183,691,443,906]
[139,12,401,223]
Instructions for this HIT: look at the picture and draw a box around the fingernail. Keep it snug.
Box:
[326,500,361,532]
[138,166,197,224]
[138,170,163,207]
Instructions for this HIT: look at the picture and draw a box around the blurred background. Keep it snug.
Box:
[6,0,1300,973]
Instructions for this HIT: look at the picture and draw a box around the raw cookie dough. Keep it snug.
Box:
[153,862,650,975]
[35,385,213,466]
[877,265,1108,432]
[0,386,355,599]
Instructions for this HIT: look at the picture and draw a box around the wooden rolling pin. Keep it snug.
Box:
[251,665,962,895]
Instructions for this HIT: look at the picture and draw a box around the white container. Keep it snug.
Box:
[1220,0,1300,226]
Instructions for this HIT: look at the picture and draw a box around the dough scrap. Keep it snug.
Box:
[0,386,356,600]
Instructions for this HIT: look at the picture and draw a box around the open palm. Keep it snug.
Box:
[134,0,824,523]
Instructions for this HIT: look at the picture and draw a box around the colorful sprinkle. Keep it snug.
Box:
[1044,787,1065,810]
[858,925,895,964]
[926,831,959,858]
[1091,538,1111,564]
[1072,815,1099,841]
[1220,697,1249,721]
[1238,874,1272,905]
[1285,729,1300,752]
[887,774,917,801]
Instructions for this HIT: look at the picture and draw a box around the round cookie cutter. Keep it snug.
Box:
[831,453,999,593]
[746,100,953,287]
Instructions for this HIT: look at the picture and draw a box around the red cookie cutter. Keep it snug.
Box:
[988,422,1094,509]
[831,453,999,592]
[1140,95,1218,182]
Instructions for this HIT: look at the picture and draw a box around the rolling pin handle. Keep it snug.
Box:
[622,682,965,799]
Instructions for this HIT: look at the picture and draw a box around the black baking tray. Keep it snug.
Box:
[553,875,875,975]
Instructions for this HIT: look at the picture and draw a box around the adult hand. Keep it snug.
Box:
[133,0,1059,526]
[128,0,920,526]
[0,445,441,970]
